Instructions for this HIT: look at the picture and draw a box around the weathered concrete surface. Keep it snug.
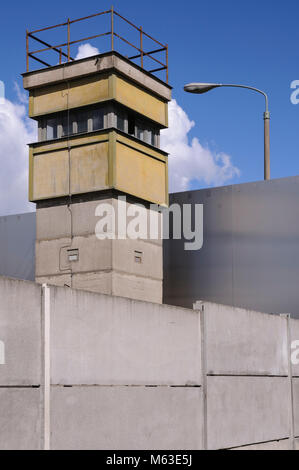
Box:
[0,388,41,450]
[0,212,35,282]
[291,319,299,377]
[1,276,299,450]
[0,277,41,386]
[51,386,202,450]
[36,273,72,287]
[36,199,163,244]
[36,271,163,302]
[196,302,288,376]
[207,376,290,450]
[35,237,72,277]
[50,286,201,385]
[72,271,113,295]
[36,205,71,241]
[35,199,163,303]
[112,239,163,279]
[230,439,291,450]
[292,378,299,438]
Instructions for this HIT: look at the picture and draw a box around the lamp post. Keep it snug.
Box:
[184,83,270,181]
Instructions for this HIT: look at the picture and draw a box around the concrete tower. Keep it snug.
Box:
[23,13,171,303]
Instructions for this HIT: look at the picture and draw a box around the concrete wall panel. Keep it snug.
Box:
[292,378,299,438]
[115,75,168,126]
[29,75,109,117]
[36,206,71,241]
[51,386,202,450]
[0,277,41,386]
[0,388,42,450]
[0,213,35,282]
[291,319,299,377]
[115,141,167,206]
[200,302,288,376]
[207,376,290,449]
[35,238,71,277]
[50,286,201,385]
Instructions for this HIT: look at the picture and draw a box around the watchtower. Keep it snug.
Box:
[23,9,171,303]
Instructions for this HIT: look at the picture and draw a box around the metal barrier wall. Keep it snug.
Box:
[163,175,299,318]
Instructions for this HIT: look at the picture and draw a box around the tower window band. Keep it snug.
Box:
[38,103,161,148]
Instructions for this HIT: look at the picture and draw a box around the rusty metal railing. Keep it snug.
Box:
[26,7,169,83]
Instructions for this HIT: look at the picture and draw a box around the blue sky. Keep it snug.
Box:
[0,0,299,209]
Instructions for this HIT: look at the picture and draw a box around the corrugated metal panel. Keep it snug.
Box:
[0,212,36,281]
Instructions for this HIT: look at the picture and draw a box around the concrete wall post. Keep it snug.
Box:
[281,313,295,449]
[42,284,51,450]
[194,301,207,450]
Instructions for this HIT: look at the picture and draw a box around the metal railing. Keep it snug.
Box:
[26,7,168,83]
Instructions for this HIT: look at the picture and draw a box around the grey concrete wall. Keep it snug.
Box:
[196,301,289,376]
[50,286,201,386]
[1,276,299,450]
[51,387,202,450]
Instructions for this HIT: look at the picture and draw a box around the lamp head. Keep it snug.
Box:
[184,83,222,94]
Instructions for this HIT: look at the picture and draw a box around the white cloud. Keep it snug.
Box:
[161,99,240,193]
[75,43,100,60]
[13,82,28,105]
[0,96,37,216]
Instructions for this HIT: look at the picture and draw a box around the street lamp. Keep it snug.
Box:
[184,83,270,181]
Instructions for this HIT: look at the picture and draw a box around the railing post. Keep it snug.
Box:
[26,29,29,72]
[166,44,169,83]
[67,18,70,62]
[111,6,114,51]
[59,48,62,65]
[140,26,143,69]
